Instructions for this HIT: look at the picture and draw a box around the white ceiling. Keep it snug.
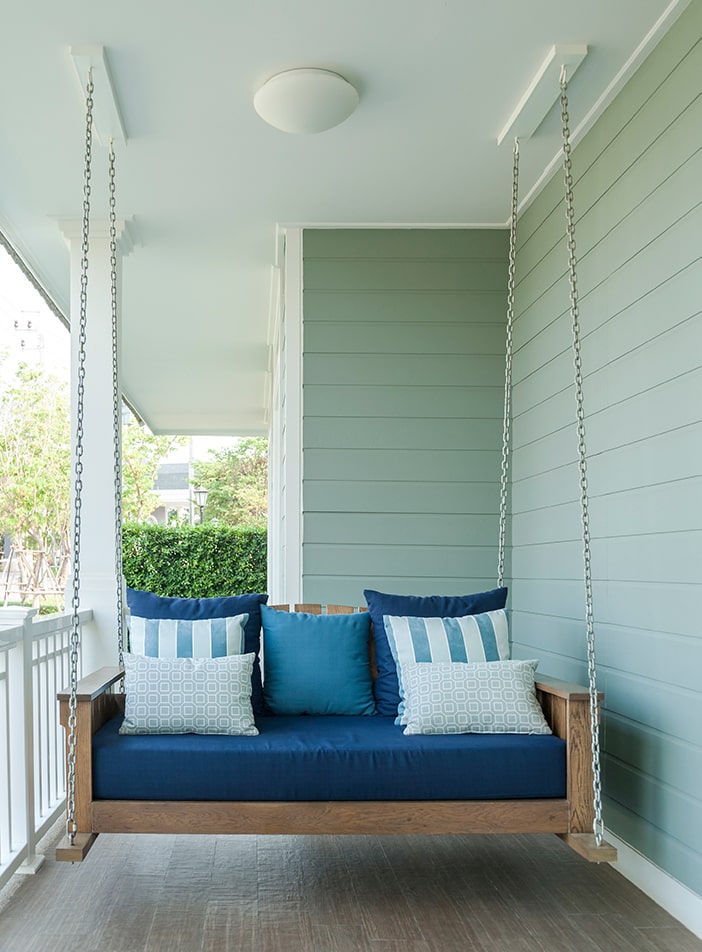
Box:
[0,0,691,435]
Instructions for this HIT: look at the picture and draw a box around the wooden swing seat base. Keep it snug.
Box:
[57,653,617,865]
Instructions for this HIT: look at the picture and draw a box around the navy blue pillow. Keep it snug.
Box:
[126,589,268,714]
[363,587,508,716]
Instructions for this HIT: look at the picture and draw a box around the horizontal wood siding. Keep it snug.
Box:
[302,229,507,605]
[510,4,702,895]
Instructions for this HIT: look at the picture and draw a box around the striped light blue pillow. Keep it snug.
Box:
[128,613,248,658]
[383,609,510,725]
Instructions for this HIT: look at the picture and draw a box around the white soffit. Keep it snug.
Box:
[497,43,588,145]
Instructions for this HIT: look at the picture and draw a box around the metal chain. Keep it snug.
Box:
[108,140,125,672]
[497,138,520,588]
[66,68,94,846]
[560,67,604,845]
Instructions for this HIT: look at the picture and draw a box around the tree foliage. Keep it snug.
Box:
[0,362,71,554]
[0,364,188,605]
[121,416,187,522]
[192,437,268,527]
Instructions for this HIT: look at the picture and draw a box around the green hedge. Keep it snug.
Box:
[122,523,267,597]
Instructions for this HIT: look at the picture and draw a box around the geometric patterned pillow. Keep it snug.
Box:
[128,613,248,658]
[118,652,258,735]
[401,659,551,735]
[383,610,510,724]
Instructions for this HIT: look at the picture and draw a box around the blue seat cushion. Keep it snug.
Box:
[93,714,566,801]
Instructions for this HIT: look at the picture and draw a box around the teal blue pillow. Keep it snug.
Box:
[261,605,375,716]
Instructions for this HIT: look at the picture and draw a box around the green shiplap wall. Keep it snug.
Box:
[302,229,508,606]
[510,3,702,894]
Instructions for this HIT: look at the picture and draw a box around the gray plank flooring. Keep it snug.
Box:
[1,828,700,952]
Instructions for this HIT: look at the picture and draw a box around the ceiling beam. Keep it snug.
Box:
[69,45,127,147]
[497,43,588,145]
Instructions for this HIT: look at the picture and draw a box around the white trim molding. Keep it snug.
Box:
[282,227,303,604]
[606,828,702,939]
[267,227,303,604]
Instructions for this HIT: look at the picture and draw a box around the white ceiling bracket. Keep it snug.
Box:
[497,43,588,145]
[69,45,127,146]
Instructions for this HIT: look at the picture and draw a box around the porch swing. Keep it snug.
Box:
[57,66,616,865]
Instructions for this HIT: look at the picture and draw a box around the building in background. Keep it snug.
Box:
[150,460,191,525]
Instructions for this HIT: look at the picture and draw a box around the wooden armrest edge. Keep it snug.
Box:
[535,674,603,702]
[58,666,124,702]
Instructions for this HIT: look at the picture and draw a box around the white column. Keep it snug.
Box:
[60,220,133,674]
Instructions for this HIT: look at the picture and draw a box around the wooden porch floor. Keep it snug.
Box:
[1,828,700,952]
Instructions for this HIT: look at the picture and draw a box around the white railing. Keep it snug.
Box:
[0,606,92,890]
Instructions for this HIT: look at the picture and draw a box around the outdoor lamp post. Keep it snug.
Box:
[194,486,208,524]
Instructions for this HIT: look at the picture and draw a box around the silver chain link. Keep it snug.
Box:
[66,68,94,846]
[108,140,125,672]
[497,138,519,588]
[560,68,604,845]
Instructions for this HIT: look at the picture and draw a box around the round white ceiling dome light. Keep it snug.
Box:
[253,68,359,134]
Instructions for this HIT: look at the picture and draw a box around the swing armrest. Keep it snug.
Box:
[58,666,125,738]
[58,666,124,703]
[535,674,601,702]
[534,673,604,741]
[535,675,604,834]
[57,667,124,842]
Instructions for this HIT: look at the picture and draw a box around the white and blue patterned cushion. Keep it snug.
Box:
[119,652,259,735]
[383,610,510,724]
[401,659,551,735]
[128,613,248,658]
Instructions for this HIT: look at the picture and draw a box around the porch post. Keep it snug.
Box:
[60,220,133,675]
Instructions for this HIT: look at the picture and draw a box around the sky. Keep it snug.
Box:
[0,247,69,378]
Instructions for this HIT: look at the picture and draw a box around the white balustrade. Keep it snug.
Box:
[0,607,92,890]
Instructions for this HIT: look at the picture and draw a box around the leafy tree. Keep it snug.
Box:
[121,415,187,522]
[0,362,187,607]
[0,362,71,599]
[192,437,268,527]
[0,362,71,549]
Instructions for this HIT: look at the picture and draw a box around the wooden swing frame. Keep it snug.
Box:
[56,604,616,865]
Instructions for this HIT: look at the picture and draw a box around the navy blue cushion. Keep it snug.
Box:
[126,589,268,714]
[93,713,565,801]
[261,605,375,715]
[364,588,508,716]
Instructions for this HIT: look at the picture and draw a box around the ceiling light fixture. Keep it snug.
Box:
[253,68,359,134]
